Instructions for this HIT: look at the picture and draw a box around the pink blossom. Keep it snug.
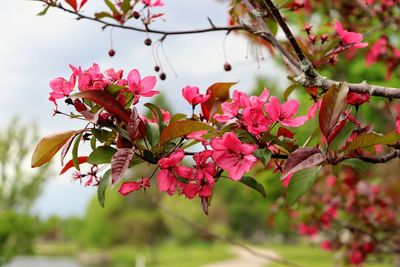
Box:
[396,115,400,134]
[334,20,368,49]
[211,132,257,180]
[264,97,308,127]
[118,177,150,196]
[193,150,216,186]
[214,89,269,123]
[349,250,364,265]
[127,69,159,103]
[142,0,164,7]
[182,86,210,106]
[157,149,185,195]
[73,63,110,91]
[49,73,76,103]
[104,68,123,82]
[307,100,321,119]
[239,88,270,110]
[186,130,209,146]
[242,107,271,135]
[366,37,387,65]
[320,240,333,251]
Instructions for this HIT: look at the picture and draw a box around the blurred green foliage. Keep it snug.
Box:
[0,119,51,263]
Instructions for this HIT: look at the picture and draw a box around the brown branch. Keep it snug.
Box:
[41,1,400,99]
[355,150,400,164]
[261,0,308,64]
[241,0,301,70]
[254,0,400,99]
[47,2,245,36]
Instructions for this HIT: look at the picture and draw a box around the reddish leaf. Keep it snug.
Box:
[319,83,349,139]
[111,148,134,184]
[65,0,78,11]
[60,156,88,174]
[32,130,77,168]
[160,120,216,145]
[128,107,140,141]
[60,129,87,165]
[70,90,130,124]
[282,147,326,178]
[201,82,236,121]
[80,0,89,9]
[326,111,351,145]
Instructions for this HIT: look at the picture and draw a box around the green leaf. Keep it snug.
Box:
[98,169,111,208]
[302,126,321,147]
[145,103,165,128]
[145,123,160,147]
[170,113,187,123]
[104,0,119,14]
[31,130,77,168]
[95,11,113,20]
[160,120,215,145]
[340,158,369,173]
[253,149,272,167]
[37,5,50,16]
[240,176,266,198]
[265,18,278,36]
[121,0,131,13]
[318,83,349,139]
[330,121,357,151]
[88,146,117,164]
[283,84,298,101]
[286,167,320,207]
[106,84,127,95]
[91,129,113,143]
[72,132,83,171]
[90,135,97,150]
[344,132,400,152]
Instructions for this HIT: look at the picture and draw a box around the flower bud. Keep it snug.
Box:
[224,63,232,71]
[108,49,115,57]
[144,38,152,46]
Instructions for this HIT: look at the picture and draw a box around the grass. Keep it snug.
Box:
[35,241,233,267]
[264,243,391,267]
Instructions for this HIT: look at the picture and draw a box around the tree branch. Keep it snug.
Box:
[48,2,245,36]
[355,150,400,164]
[256,0,400,99]
[41,1,400,99]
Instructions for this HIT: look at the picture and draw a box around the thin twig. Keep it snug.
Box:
[47,2,245,36]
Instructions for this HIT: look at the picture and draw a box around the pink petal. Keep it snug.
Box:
[140,76,157,93]
[119,182,141,196]
[281,116,308,127]
[265,96,281,121]
[334,20,345,37]
[282,99,300,117]
[127,69,141,87]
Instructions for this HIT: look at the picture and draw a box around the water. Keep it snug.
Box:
[4,256,81,267]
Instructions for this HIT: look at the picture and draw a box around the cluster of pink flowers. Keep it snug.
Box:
[366,36,400,79]
[214,89,307,135]
[294,168,399,265]
[117,85,309,200]
[49,64,158,105]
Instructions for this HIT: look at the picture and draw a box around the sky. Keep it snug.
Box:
[0,0,286,218]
